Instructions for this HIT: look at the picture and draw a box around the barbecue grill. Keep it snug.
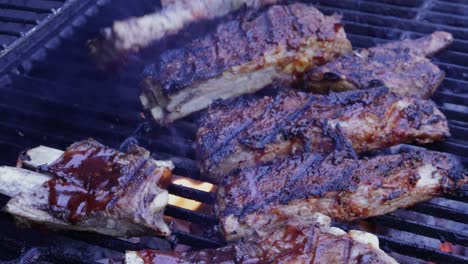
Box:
[0,0,467,263]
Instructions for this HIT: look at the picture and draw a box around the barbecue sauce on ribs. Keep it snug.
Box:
[46,140,170,223]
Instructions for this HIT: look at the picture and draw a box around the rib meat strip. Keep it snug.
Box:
[216,142,467,241]
[197,87,449,181]
[90,0,280,69]
[297,31,453,98]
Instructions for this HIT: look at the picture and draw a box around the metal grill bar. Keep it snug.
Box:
[376,234,468,264]
[0,0,63,11]
[0,25,25,35]
[448,124,468,138]
[438,107,467,122]
[409,202,468,223]
[432,1,468,16]
[61,231,157,253]
[0,4,51,14]
[312,0,420,18]
[172,231,224,249]
[370,215,468,246]
[0,15,36,25]
[320,7,468,40]
[168,184,215,204]
[434,140,468,157]
[435,91,468,106]
[165,205,218,226]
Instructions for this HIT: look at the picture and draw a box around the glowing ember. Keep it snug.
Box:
[172,176,215,192]
[168,176,215,211]
[439,242,453,253]
[168,195,202,211]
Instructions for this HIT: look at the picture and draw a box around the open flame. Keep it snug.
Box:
[168,175,215,211]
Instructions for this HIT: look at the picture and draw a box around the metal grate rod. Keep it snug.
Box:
[171,230,224,249]
[168,183,215,204]
[409,202,468,223]
[165,205,218,226]
[377,234,468,264]
[369,215,468,246]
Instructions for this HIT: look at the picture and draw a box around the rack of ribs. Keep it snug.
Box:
[297,31,453,99]
[0,139,174,237]
[197,86,450,181]
[139,3,352,123]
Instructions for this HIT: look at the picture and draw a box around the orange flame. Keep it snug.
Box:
[168,176,215,211]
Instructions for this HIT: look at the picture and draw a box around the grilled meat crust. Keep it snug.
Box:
[216,147,467,241]
[89,0,280,70]
[4,139,173,237]
[297,31,453,98]
[161,0,277,8]
[380,31,453,57]
[197,87,450,181]
[126,214,398,264]
[140,3,352,123]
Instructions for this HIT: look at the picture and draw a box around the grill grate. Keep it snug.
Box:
[0,0,467,263]
[0,0,113,78]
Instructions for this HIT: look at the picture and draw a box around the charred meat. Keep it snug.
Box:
[126,213,398,263]
[140,3,352,123]
[297,31,453,98]
[127,246,235,264]
[90,0,280,69]
[161,0,278,9]
[0,139,174,237]
[197,87,449,181]
[216,145,467,241]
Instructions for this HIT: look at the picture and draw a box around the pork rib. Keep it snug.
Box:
[197,87,450,181]
[126,213,398,263]
[0,139,174,237]
[216,143,467,241]
[140,3,352,123]
[297,31,453,98]
[90,0,280,69]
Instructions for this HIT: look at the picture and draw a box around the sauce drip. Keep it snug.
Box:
[137,251,156,264]
[334,23,343,33]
